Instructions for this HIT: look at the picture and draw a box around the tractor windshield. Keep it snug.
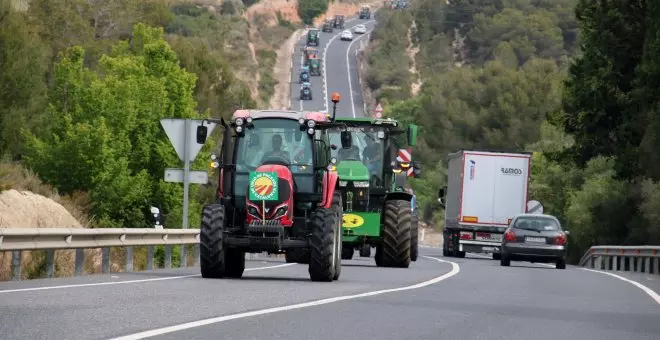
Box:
[328,126,384,181]
[234,118,315,197]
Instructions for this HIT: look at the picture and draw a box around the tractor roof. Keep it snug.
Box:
[334,117,401,126]
[231,110,328,123]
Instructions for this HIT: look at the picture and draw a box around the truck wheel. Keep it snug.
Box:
[359,244,370,257]
[381,200,412,268]
[410,214,419,261]
[309,194,341,282]
[200,204,245,278]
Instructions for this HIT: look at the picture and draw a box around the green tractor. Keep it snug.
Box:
[327,118,421,267]
[307,28,320,46]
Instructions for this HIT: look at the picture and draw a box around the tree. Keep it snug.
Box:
[23,23,214,228]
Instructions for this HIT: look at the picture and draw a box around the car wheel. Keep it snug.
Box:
[556,257,566,269]
[500,254,510,267]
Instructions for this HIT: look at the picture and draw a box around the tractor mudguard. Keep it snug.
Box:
[383,191,413,203]
[320,171,339,208]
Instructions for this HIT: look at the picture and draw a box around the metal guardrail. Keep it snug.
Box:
[579,245,659,275]
[0,228,201,281]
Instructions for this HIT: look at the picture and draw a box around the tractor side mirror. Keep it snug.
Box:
[340,131,352,148]
[406,124,418,146]
[196,125,208,144]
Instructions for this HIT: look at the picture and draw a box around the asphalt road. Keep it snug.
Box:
[1,248,658,340]
[291,16,375,117]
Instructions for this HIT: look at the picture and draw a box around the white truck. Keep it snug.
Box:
[438,150,532,259]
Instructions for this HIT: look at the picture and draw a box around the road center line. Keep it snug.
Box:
[580,267,660,305]
[0,263,296,294]
[108,256,459,340]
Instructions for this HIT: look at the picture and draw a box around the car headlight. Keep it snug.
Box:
[274,206,287,218]
[247,206,259,217]
[353,181,369,188]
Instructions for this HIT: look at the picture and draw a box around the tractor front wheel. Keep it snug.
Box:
[381,200,412,268]
[200,204,245,279]
[308,193,342,281]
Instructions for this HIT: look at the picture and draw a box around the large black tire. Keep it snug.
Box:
[410,214,419,262]
[200,204,245,278]
[308,193,341,281]
[381,200,412,268]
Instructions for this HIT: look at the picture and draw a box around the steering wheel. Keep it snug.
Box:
[261,155,290,167]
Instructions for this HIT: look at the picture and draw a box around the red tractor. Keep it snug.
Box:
[195,94,352,282]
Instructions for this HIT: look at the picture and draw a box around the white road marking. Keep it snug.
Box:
[108,256,460,340]
[580,267,660,305]
[321,18,358,112]
[345,22,375,118]
[0,263,296,294]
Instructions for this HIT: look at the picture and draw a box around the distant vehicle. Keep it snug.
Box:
[300,82,312,100]
[307,29,320,46]
[303,46,318,66]
[354,24,367,34]
[333,14,345,29]
[322,19,333,32]
[308,58,321,76]
[500,213,568,269]
[300,68,309,83]
[340,30,353,41]
[438,150,532,259]
[359,6,371,19]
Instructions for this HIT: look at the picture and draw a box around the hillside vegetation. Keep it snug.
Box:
[363,0,660,262]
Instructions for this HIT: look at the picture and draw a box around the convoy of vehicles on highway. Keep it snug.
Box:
[193,11,567,282]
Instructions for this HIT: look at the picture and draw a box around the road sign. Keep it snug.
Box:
[249,172,279,201]
[164,169,209,184]
[161,119,216,163]
[397,148,411,163]
[406,167,413,177]
[527,200,544,214]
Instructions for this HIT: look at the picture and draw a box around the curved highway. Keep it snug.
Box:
[291,16,375,117]
[0,249,658,339]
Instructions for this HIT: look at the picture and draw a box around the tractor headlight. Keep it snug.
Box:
[353,181,369,188]
[247,206,259,217]
[246,117,253,124]
[236,126,243,133]
[307,128,314,135]
[235,118,244,126]
[274,206,288,218]
[307,120,315,128]
[299,118,305,125]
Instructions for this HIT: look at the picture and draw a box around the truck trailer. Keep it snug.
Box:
[438,150,532,259]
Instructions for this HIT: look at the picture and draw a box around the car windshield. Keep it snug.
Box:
[513,216,561,231]
[328,126,384,183]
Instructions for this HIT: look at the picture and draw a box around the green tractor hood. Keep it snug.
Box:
[336,160,370,181]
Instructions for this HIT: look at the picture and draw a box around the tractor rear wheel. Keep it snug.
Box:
[200,204,245,278]
[308,194,341,282]
[381,200,412,268]
[410,214,419,261]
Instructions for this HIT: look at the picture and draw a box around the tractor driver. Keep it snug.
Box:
[363,135,381,176]
[261,134,291,163]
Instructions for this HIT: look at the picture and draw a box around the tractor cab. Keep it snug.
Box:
[194,94,352,281]
[309,58,321,76]
[307,29,320,46]
[303,46,318,66]
[333,14,345,29]
[359,6,371,19]
[322,19,333,32]
[300,66,310,82]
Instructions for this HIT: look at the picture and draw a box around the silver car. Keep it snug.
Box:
[500,213,569,269]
